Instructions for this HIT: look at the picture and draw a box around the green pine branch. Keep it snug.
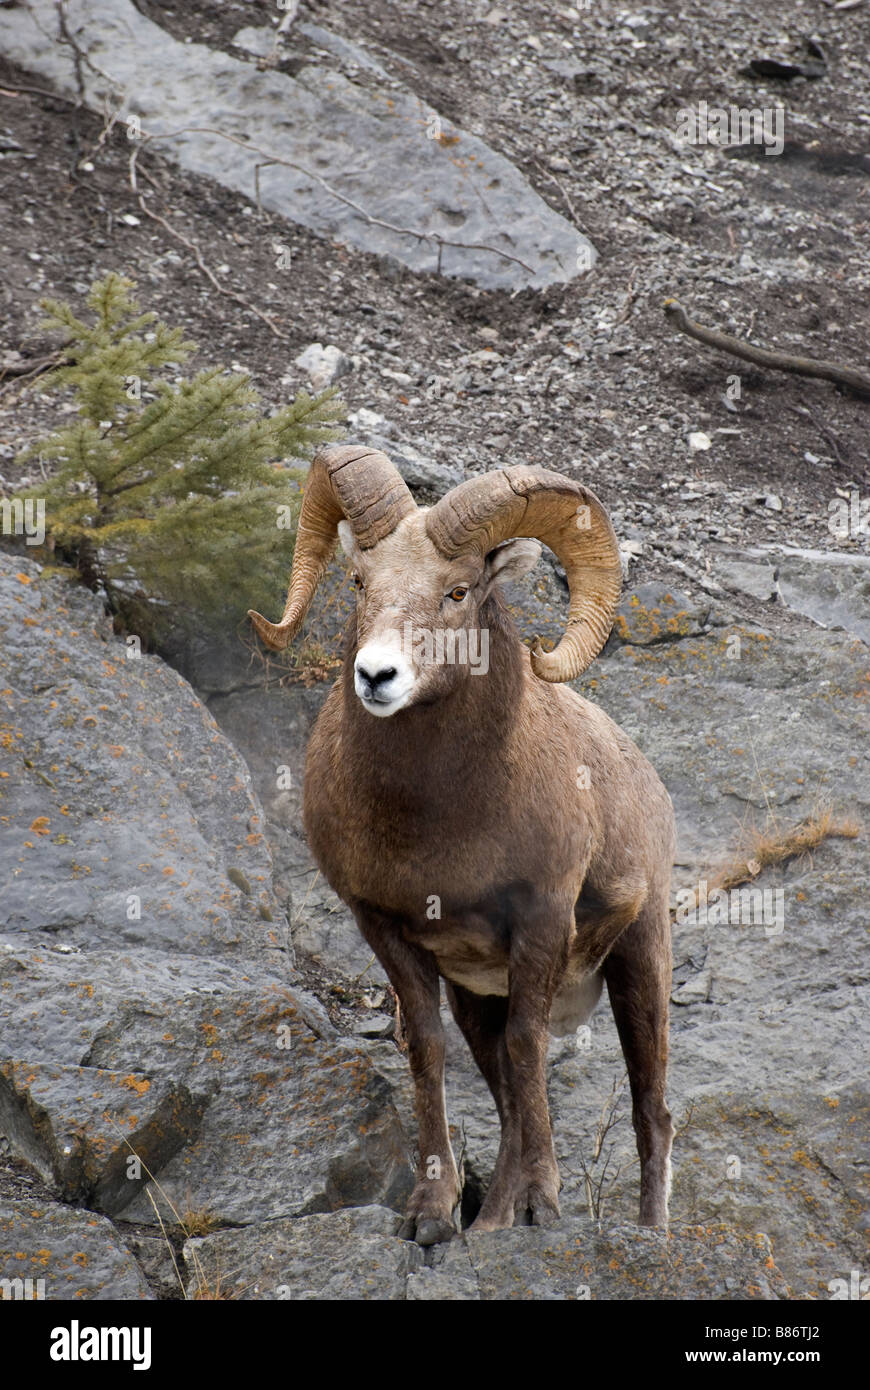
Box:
[7,273,344,640]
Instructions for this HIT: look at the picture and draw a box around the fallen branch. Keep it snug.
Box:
[532,156,585,234]
[0,352,65,400]
[54,0,123,101]
[664,300,870,397]
[0,352,62,379]
[0,82,82,107]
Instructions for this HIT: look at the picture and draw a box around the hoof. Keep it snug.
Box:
[398,1215,455,1246]
[472,1178,561,1234]
[515,1186,560,1229]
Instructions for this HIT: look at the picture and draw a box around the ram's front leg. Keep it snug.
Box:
[353,905,460,1246]
[473,896,573,1232]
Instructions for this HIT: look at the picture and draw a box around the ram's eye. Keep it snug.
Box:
[449,586,468,602]
[353,573,364,590]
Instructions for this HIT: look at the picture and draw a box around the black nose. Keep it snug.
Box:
[357,664,397,694]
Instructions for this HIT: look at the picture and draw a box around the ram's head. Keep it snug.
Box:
[249,446,621,717]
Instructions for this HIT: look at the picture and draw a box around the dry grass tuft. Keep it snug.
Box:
[107,1120,245,1300]
[189,1270,238,1301]
[713,808,860,893]
[177,1206,224,1239]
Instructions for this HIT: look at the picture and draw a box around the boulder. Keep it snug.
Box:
[0,0,595,290]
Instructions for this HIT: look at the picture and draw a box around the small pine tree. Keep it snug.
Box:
[11,273,343,638]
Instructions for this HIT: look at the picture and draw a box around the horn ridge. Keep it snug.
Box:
[248,444,416,651]
[425,465,621,682]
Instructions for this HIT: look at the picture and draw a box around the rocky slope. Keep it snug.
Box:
[1,0,868,1301]
[1,543,867,1299]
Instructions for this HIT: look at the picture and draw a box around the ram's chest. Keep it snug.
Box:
[331,801,510,910]
[404,910,512,997]
[320,813,517,994]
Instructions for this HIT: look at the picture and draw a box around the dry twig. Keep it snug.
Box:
[664,300,870,397]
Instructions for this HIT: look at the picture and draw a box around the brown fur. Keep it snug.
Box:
[302,553,676,1241]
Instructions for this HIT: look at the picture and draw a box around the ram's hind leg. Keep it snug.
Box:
[602,890,674,1226]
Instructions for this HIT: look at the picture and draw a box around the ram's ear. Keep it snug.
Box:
[483,538,542,593]
[337,520,362,565]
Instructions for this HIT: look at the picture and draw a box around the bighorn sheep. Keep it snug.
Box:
[250,445,675,1243]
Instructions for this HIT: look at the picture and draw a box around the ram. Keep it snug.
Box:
[250,445,675,1244]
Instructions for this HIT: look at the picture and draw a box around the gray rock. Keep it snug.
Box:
[0,1197,153,1300]
[341,413,465,495]
[296,23,390,77]
[121,1229,183,1300]
[293,343,353,391]
[0,555,412,1242]
[117,990,414,1227]
[0,922,412,1234]
[183,1204,422,1300]
[671,965,712,1006]
[413,1222,788,1300]
[0,1,595,290]
[710,544,870,642]
[0,1058,207,1215]
[0,559,286,956]
[775,549,870,642]
[670,1087,870,1299]
[713,553,778,602]
[189,1208,788,1300]
[230,26,278,62]
[366,434,464,495]
[233,22,389,80]
[607,583,710,647]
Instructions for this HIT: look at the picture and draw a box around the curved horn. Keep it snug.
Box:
[425,466,621,682]
[248,445,417,650]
